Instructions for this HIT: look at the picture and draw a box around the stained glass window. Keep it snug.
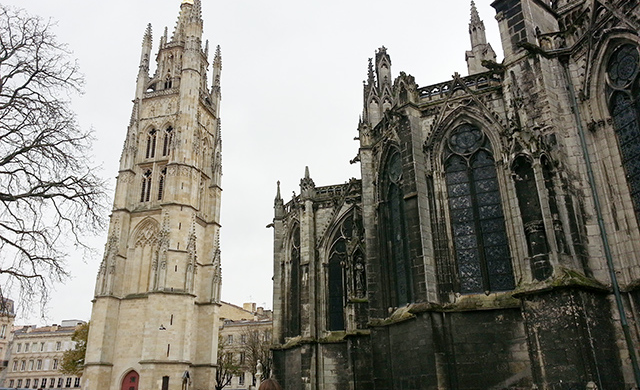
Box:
[381,151,412,306]
[287,226,301,337]
[607,44,640,225]
[327,211,364,330]
[444,124,514,293]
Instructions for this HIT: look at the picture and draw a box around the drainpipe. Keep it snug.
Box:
[562,60,640,387]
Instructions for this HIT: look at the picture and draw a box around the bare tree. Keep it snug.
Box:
[215,335,241,390]
[241,328,272,381]
[0,5,107,314]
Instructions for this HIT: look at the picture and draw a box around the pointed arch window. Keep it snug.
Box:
[444,124,514,293]
[606,44,640,225]
[380,151,412,307]
[146,129,157,159]
[327,210,364,331]
[158,167,167,201]
[286,225,301,337]
[141,169,152,202]
[164,73,172,90]
[162,127,173,156]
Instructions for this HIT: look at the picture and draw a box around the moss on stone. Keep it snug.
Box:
[513,267,608,297]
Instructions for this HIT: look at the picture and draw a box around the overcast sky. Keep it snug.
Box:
[3,0,503,325]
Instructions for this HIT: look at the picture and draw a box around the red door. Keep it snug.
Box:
[121,371,139,390]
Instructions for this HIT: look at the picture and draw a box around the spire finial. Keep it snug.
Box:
[276,181,282,201]
[304,166,310,179]
[470,1,481,25]
[367,58,375,85]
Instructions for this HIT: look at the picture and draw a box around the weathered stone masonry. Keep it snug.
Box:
[272,0,640,388]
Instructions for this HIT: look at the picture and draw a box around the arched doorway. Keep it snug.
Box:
[121,370,139,390]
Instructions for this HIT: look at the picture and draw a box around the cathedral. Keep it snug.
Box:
[271,0,640,389]
[83,1,223,389]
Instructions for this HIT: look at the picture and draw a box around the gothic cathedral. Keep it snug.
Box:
[272,0,640,389]
[84,1,222,389]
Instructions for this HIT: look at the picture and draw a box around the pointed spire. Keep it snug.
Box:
[470,1,481,25]
[212,45,223,111]
[139,24,153,71]
[367,58,375,85]
[143,23,152,45]
[274,181,285,219]
[275,181,282,201]
[214,45,222,68]
[300,166,316,199]
[466,0,496,75]
[190,0,203,23]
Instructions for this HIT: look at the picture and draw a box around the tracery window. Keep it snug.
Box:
[380,151,412,306]
[158,167,167,201]
[327,210,364,331]
[606,44,640,225]
[286,225,301,337]
[146,129,157,159]
[162,127,173,156]
[141,170,152,202]
[444,124,514,293]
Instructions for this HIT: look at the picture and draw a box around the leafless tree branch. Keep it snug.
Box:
[0,4,108,317]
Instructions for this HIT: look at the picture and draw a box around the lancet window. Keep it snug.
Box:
[162,127,173,156]
[606,43,640,225]
[380,150,412,306]
[140,170,152,202]
[444,124,514,293]
[146,129,157,159]
[286,225,301,337]
[327,210,364,331]
[158,167,167,201]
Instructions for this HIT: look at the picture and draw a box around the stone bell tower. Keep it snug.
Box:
[83,1,223,389]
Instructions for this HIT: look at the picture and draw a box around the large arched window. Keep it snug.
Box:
[327,210,364,331]
[380,151,412,306]
[606,43,640,225]
[286,225,301,337]
[444,124,514,293]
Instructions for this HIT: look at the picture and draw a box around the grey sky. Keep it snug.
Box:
[2,0,502,325]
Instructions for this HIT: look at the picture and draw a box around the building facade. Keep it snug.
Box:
[83,1,223,389]
[219,315,272,390]
[272,0,640,389]
[3,320,85,390]
[0,299,16,385]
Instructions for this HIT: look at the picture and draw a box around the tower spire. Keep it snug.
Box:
[470,0,481,25]
[465,0,497,75]
[136,24,152,98]
[274,181,285,220]
[84,2,222,389]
